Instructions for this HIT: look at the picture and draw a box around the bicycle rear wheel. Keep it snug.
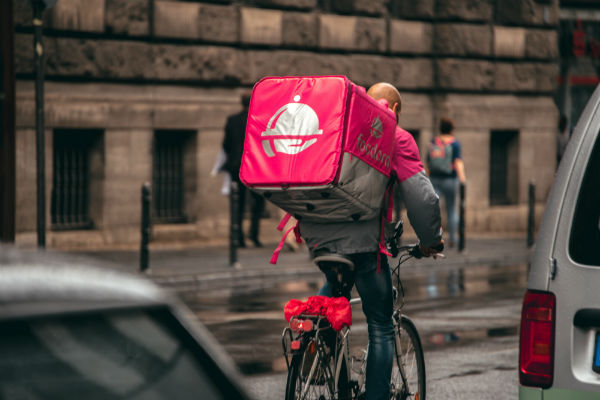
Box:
[284,340,350,400]
[391,316,426,400]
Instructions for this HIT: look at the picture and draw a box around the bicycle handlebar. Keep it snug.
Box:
[386,219,444,259]
[395,242,445,259]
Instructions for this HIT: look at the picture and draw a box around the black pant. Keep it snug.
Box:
[232,183,265,243]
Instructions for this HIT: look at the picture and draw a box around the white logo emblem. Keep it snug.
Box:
[261,96,323,157]
[370,116,383,139]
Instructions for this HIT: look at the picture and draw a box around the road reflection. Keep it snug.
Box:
[427,326,518,347]
[181,263,527,375]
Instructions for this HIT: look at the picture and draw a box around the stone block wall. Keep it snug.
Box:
[14,0,558,91]
[12,0,560,247]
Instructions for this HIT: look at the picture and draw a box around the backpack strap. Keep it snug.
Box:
[377,183,395,272]
[270,213,302,264]
[277,212,292,231]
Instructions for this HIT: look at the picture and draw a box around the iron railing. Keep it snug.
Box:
[153,130,190,223]
[51,130,97,230]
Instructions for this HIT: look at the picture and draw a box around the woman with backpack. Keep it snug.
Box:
[426,117,466,248]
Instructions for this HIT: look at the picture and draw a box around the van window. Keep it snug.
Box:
[569,130,600,266]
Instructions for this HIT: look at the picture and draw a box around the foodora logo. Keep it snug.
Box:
[355,115,391,169]
[356,133,391,169]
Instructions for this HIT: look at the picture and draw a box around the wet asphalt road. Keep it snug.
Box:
[181,261,528,399]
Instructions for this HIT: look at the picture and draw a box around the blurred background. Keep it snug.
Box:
[1,0,598,250]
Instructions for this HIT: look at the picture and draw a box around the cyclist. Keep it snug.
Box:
[298,82,443,400]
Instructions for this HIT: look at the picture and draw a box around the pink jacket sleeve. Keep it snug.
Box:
[391,126,443,247]
[391,127,424,182]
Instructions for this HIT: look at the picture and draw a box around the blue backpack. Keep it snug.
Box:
[428,137,454,175]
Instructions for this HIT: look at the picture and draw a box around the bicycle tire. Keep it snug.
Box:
[284,345,351,400]
[338,358,351,400]
[284,354,303,400]
[391,316,426,400]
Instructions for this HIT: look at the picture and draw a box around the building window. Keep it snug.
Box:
[489,130,519,206]
[153,130,194,223]
[51,129,102,230]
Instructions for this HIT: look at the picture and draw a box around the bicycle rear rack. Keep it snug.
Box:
[282,314,332,371]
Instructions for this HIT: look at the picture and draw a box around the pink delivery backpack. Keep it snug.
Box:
[240,75,397,223]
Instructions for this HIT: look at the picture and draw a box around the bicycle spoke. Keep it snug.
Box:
[293,344,336,400]
[390,318,425,400]
[400,334,418,384]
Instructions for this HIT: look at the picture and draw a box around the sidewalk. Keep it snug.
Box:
[72,235,533,293]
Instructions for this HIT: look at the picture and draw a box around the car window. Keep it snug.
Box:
[0,307,235,400]
[569,129,600,266]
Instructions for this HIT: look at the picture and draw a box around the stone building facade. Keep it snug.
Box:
[11,0,560,248]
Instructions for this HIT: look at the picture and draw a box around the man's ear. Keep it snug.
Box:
[391,102,400,118]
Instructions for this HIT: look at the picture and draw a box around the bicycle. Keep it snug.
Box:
[282,220,438,400]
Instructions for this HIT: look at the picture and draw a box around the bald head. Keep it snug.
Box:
[367,82,401,118]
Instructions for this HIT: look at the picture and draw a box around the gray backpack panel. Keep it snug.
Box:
[252,152,389,222]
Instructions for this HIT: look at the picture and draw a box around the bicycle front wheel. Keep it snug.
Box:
[391,316,426,400]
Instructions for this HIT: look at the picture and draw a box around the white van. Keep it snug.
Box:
[519,85,600,399]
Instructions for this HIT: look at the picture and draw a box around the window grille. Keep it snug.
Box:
[490,130,519,206]
[153,130,191,223]
[51,130,99,230]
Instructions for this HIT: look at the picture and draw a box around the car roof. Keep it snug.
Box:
[0,244,167,317]
[0,245,254,399]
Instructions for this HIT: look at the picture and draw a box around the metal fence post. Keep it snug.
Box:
[527,181,535,248]
[33,1,46,248]
[140,182,151,272]
[229,180,240,267]
[458,182,466,252]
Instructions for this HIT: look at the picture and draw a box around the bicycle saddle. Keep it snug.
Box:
[312,251,355,299]
[312,251,355,271]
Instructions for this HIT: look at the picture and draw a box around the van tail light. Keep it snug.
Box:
[519,290,556,389]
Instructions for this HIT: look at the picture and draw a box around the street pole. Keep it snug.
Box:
[527,182,536,248]
[0,0,16,242]
[140,183,151,272]
[458,182,466,252]
[229,181,240,267]
[33,0,46,248]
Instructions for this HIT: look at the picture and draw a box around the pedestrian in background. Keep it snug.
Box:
[426,117,466,248]
[222,93,265,248]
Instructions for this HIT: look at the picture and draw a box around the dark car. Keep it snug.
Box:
[0,245,252,400]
